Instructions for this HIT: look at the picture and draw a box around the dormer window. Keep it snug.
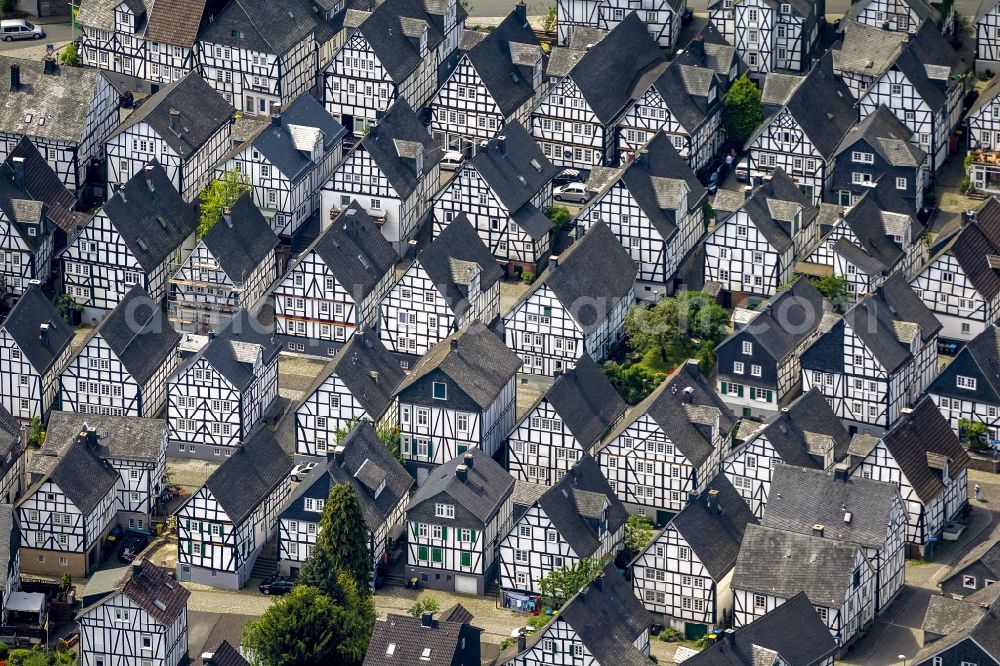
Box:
[432,382,447,400]
[957,375,977,390]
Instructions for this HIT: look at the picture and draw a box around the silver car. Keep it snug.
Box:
[1,20,45,41]
[553,182,592,203]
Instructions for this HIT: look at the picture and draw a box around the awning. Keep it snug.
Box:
[6,592,45,614]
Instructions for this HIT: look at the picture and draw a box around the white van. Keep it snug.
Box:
[1,19,46,41]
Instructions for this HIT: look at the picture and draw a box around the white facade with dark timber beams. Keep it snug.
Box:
[965,78,1000,195]
[927,323,1000,442]
[599,361,735,524]
[976,0,1000,72]
[708,0,822,74]
[847,0,947,34]
[0,153,57,297]
[175,428,291,589]
[579,132,707,299]
[503,221,637,376]
[556,0,685,50]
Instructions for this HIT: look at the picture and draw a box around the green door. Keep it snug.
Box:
[685,622,708,640]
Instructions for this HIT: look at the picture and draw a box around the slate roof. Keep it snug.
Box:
[468,122,558,237]
[534,455,628,558]
[751,388,851,469]
[1,285,73,374]
[99,161,198,273]
[460,9,542,117]
[417,214,503,318]
[364,611,470,666]
[199,0,327,55]
[242,93,346,184]
[300,328,405,420]
[733,523,870,607]
[351,0,449,86]
[515,221,636,334]
[650,62,721,134]
[0,163,48,253]
[199,427,291,525]
[761,72,804,108]
[927,323,1000,404]
[308,201,399,299]
[832,21,908,79]
[201,193,277,287]
[34,412,165,479]
[359,99,442,200]
[683,593,838,666]
[913,587,1000,664]
[89,285,180,385]
[832,193,920,275]
[673,26,740,88]
[717,277,827,363]
[880,396,971,504]
[195,310,279,388]
[25,434,119,515]
[970,72,1000,116]
[941,540,1000,591]
[931,197,1000,301]
[0,55,108,144]
[764,465,901,549]
[0,138,84,235]
[203,641,249,666]
[398,323,521,410]
[728,169,813,253]
[922,595,988,639]
[0,505,16,596]
[666,474,759,581]
[408,447,514,524]
[506,563,652,665]
[542,354,626,449]
[564,13,667,125]
[110,72,234,158]
[834,105,925,168]
[847,0,942,25]
[889,20,968,113]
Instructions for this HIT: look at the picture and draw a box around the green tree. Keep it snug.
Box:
[242,584,372,666]
[622,515,654,562]
[959,419,990,452]
[55,293,82,325]
[335,416,404,463]
[544,205,572,231]
[809,273,851,313]
[625,292,728,365]
[539,557,604,606]
[198,169,251,238]
[298,483,372,594]
[26,417,43,448]
[543,6,557,33]
[408,596,440,617]
[602,361,666,405]
[57,572,72,601]
[723,75,764,144]
[58,44,80,67]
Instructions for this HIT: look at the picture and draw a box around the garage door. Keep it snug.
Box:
[455,575,478,595]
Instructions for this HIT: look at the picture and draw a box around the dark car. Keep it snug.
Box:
[552,168,584,187]
[259,576,296,596]
[117,534,149,563]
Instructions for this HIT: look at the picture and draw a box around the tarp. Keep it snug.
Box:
[6,592,44,614]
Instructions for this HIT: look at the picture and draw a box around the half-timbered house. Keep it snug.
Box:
[106,72,234,202]
[704,169,818,300]
[215,92,346,237]
[278,421,412,582]
[77,559,190,666]
[196,0,329,115]
[600,360,736,523]
[732,523,876,647]
[175,427,291,589]
[0,56,119,194]
[632,474,759,636]
[846,0,947,33]
[828,105,929,211]
[910,199,1000,341]
[396,323,520,482]
[166,309,281,459]
[16,429,118,576]
[406,448,514,594]
[976,0,1000,72]
[850,396,970,549]
[380,215,501,359]
[0,406,26,506]
[708,0,824,74]
[856,20,967,177]
[0,151,58,296]
[673,25,743,90]
[60,162,199,322]
[430,7,544,155]
[579,132,706,298]
[76,0,213,90]
[831,21,910,101]
[556,0,687,49]
[927,323,1000,442]
[321,99,443,251]
[800,274,941,434]
[965,77,1000,195]
[745,54,857,204]
[432,123,558,276]
[324,0,463,135]
[532,13,666,169]
[61,285,180,418]
[502,562,653,665]
[715,276,828,419]
[168,193,277,334]
[913,595,1000,666]
[938,540,1000,598]
[39,413,167,533]
[681,593,838,666]
[366,605,484,666]
[0,285,73,423]
[504,221,636,375]
[274,203,397,355]
[722,388,851,518]
[293,328,405,456]
[506,354,626,486]
[0,506,18,625]
[499,455,627,593]
[764,465,906,612]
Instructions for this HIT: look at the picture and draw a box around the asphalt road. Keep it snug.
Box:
[0,18,75,52]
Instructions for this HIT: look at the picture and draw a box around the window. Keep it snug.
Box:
[890,84,903,96]
[432,382,447,400]
[678,546,690,560]
[963,575,977,589]
[734,361,745,374]
[753,594,766,609]
[895,177,907,190]
[957,375,978,390]
[514,550,529,563]
[519,525,531,538]
[742,341,753,355]
[434,503,455,519]
[751,364,762,377]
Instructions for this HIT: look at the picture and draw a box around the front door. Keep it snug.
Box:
[180,564,191,581]
[246,96,255,113]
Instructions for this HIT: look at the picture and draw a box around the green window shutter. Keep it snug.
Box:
[432,548,443,563]
[461,551,471,567]
[720,382,728,395]
[185,519,190,530]
[441,526,448,540]
[457,444,467,455]
[737,385,744,397]
[419,546,428,561]
[471,530,478,542]
[219,525,225,538]
[427,439,433,458]
[766,390,773,402]
[186,541,191,554]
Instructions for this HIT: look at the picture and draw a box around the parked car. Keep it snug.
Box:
[259,576,296,596]
[552,168,583,186]
[441,150,464,171]
[553,182,592,203]
[734,157,751,183]
[290,462,317,482]
[1,20,45,41]
[681,8,694,25]
[117,534,149,563]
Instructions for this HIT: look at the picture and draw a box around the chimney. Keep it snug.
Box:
[42,56,57,75]
[333,445,346,465]
[516,633,526,652]
[10,64,20,91]
[463,452,474,468]
[421,611,433,628]
[515,0,527,23]
[592,572,603,591]
[812,523,825,538]
[455,464,468,483]
[271,111,281,127]
[143,165,155,191]
[724,629,736,644]
[223,208,232,227]
[12,157,25,189]
[169,108,181,133]
[132,561,143,576]
[706,488,719,511]
[449,338,459,351]
[369,370,380,384]
[496,135,507,156]
[550,255,560,268]
[39,323,49,347]
[833,463,850,482]
[118,184,127,203]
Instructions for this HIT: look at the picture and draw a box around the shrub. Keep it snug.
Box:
[961,176,972,194]
[58,44,79,67]
[408,597,440,618]
[521,271,534,283]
